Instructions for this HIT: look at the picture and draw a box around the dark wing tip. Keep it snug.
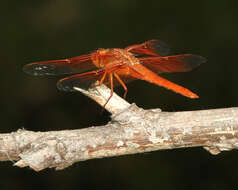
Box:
[148,39,170,56]
[183,54,207,69]
[57,79,76,92]
[23,63,56,76]
[57,76,95,92]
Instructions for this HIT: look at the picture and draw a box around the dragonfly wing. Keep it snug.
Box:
[125,39,170,56]
[139,54,206,73]
[23,54,96,76]
[57,70,105,91]
[57,63,125,91]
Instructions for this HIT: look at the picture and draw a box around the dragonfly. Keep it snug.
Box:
[23,40,206,107]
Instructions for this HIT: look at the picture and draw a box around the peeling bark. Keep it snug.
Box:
[1,85,238,171]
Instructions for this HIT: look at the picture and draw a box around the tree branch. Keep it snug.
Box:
[1,85,238,171]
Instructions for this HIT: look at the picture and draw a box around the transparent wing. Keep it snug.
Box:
[23,54,96,76]
[57,63,126,91]
[139,54,206,73]
[125,39,170,56]
[57,70,105,91]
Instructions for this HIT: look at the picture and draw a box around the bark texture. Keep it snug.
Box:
[1,85,238,171]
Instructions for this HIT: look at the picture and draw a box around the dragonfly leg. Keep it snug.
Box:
[98,71,107,85]
[92,71,107,88]
[103,73,114,108]
[114,73,128,99]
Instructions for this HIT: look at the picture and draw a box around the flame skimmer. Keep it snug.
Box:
[23,40,206,107]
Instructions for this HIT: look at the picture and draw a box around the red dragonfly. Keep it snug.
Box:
[23,40,206,107]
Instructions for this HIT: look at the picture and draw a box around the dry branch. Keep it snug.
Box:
[1,85,238,171]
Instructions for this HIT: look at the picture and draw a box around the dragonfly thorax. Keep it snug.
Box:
[92,48,140,69]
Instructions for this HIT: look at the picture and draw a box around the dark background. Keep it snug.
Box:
[1,0,238,189]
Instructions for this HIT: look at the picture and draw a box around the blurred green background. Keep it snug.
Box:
[1,0,238,189]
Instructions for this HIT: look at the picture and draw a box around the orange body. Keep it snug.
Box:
[23,40,206,107]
